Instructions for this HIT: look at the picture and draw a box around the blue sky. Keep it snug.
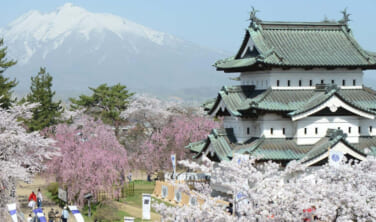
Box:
[2,0,376,54]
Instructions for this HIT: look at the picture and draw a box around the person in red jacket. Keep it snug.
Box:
[28,191,37,209]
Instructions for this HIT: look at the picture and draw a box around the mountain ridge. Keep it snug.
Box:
[0,3,232,101]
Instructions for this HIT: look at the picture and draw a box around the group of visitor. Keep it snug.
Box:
[27,188,69,222]
[27,188,43,209]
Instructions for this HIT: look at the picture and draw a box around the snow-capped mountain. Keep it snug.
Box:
[0,3,231,100]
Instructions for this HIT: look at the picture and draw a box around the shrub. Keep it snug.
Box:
[47,182,59,196]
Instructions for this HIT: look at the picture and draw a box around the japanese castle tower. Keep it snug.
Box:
[187,11,376,166]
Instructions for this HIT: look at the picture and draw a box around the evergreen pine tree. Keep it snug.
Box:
[0,39,17,109]
[70,83,134,125]
[25,67,63,131]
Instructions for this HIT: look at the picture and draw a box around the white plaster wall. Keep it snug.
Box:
[260,114,293,138]
[359,119,376,136]
[296,116,360,145]
[224,114,376,145]
[240,69,363,90]
[223,114,293,143]
[223,116,260,143]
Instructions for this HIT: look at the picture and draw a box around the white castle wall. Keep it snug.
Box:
[224,114,376,145]
[223,68,373,145]
[296,116,360,145]
[240,69,363,90]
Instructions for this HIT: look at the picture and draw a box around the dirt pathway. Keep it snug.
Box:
[113,201,161,221]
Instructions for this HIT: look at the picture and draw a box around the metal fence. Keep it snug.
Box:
[96,182,135,201]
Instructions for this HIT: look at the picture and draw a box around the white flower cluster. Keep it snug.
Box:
[153,156,376,221]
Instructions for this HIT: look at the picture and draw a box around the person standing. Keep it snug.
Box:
[28,191,37,209]
[127,172,132,182]
[37,188,43,208]
[48,208,55,222]
[61,206,69,222]
[27,213,33,222]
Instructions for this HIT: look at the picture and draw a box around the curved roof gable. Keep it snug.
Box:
[215,21,376,72]
[209,85,376,119]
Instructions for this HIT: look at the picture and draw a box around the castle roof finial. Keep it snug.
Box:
[249,7,261,25]
[338,8,351,25]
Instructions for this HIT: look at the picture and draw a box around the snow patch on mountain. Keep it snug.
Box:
[2,3,177,63]
[0,3,231,100]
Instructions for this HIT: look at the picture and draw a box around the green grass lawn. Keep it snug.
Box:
[120,181,155,207]
[45,181,160,221]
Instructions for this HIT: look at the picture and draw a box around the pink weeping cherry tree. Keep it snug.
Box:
[46,116,128,205]
[136,114,221,173]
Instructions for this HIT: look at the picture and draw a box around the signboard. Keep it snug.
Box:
[329,150,344,167]
[189,196,197,206]
[171,154,176,180]
[58,188,67,202]
[142,194,151,220]
[174,190,182,203]
[161,185,168,198]
[124,217,134,222]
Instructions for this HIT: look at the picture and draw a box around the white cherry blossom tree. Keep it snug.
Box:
[0,103,58,219]
[153,156,376,221]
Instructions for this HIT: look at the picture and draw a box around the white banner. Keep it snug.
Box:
[171,154,176,180]
[68,206,85,222]
[142,194,151,220]
[329,150,344,167]
[171,154,176,168]
[33,208,46,222]
[7,203,17,222]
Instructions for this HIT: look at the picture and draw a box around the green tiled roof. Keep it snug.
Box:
[215,21,376,72]
[185,140,206,153]
[187,128,234,161]
[237,138,311,160]
[209,85,376,117]
[187,129,371,163]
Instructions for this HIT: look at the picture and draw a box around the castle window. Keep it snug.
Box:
[359,126,361,134]
[353,79,356,86]
[270,128,274,135]
[282,128,285,135]
[277,80,280,86]
[309,80,313,86]
[299,80,302,86]
[321,79,324,84]
[304,128,307,135]
[342,80,346,86]
[370,126,373,133]
[247,127,250,135]
[331,80,335,84]
[287,80,291,86]
[348,127,351,134]
[315,128,318,135]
